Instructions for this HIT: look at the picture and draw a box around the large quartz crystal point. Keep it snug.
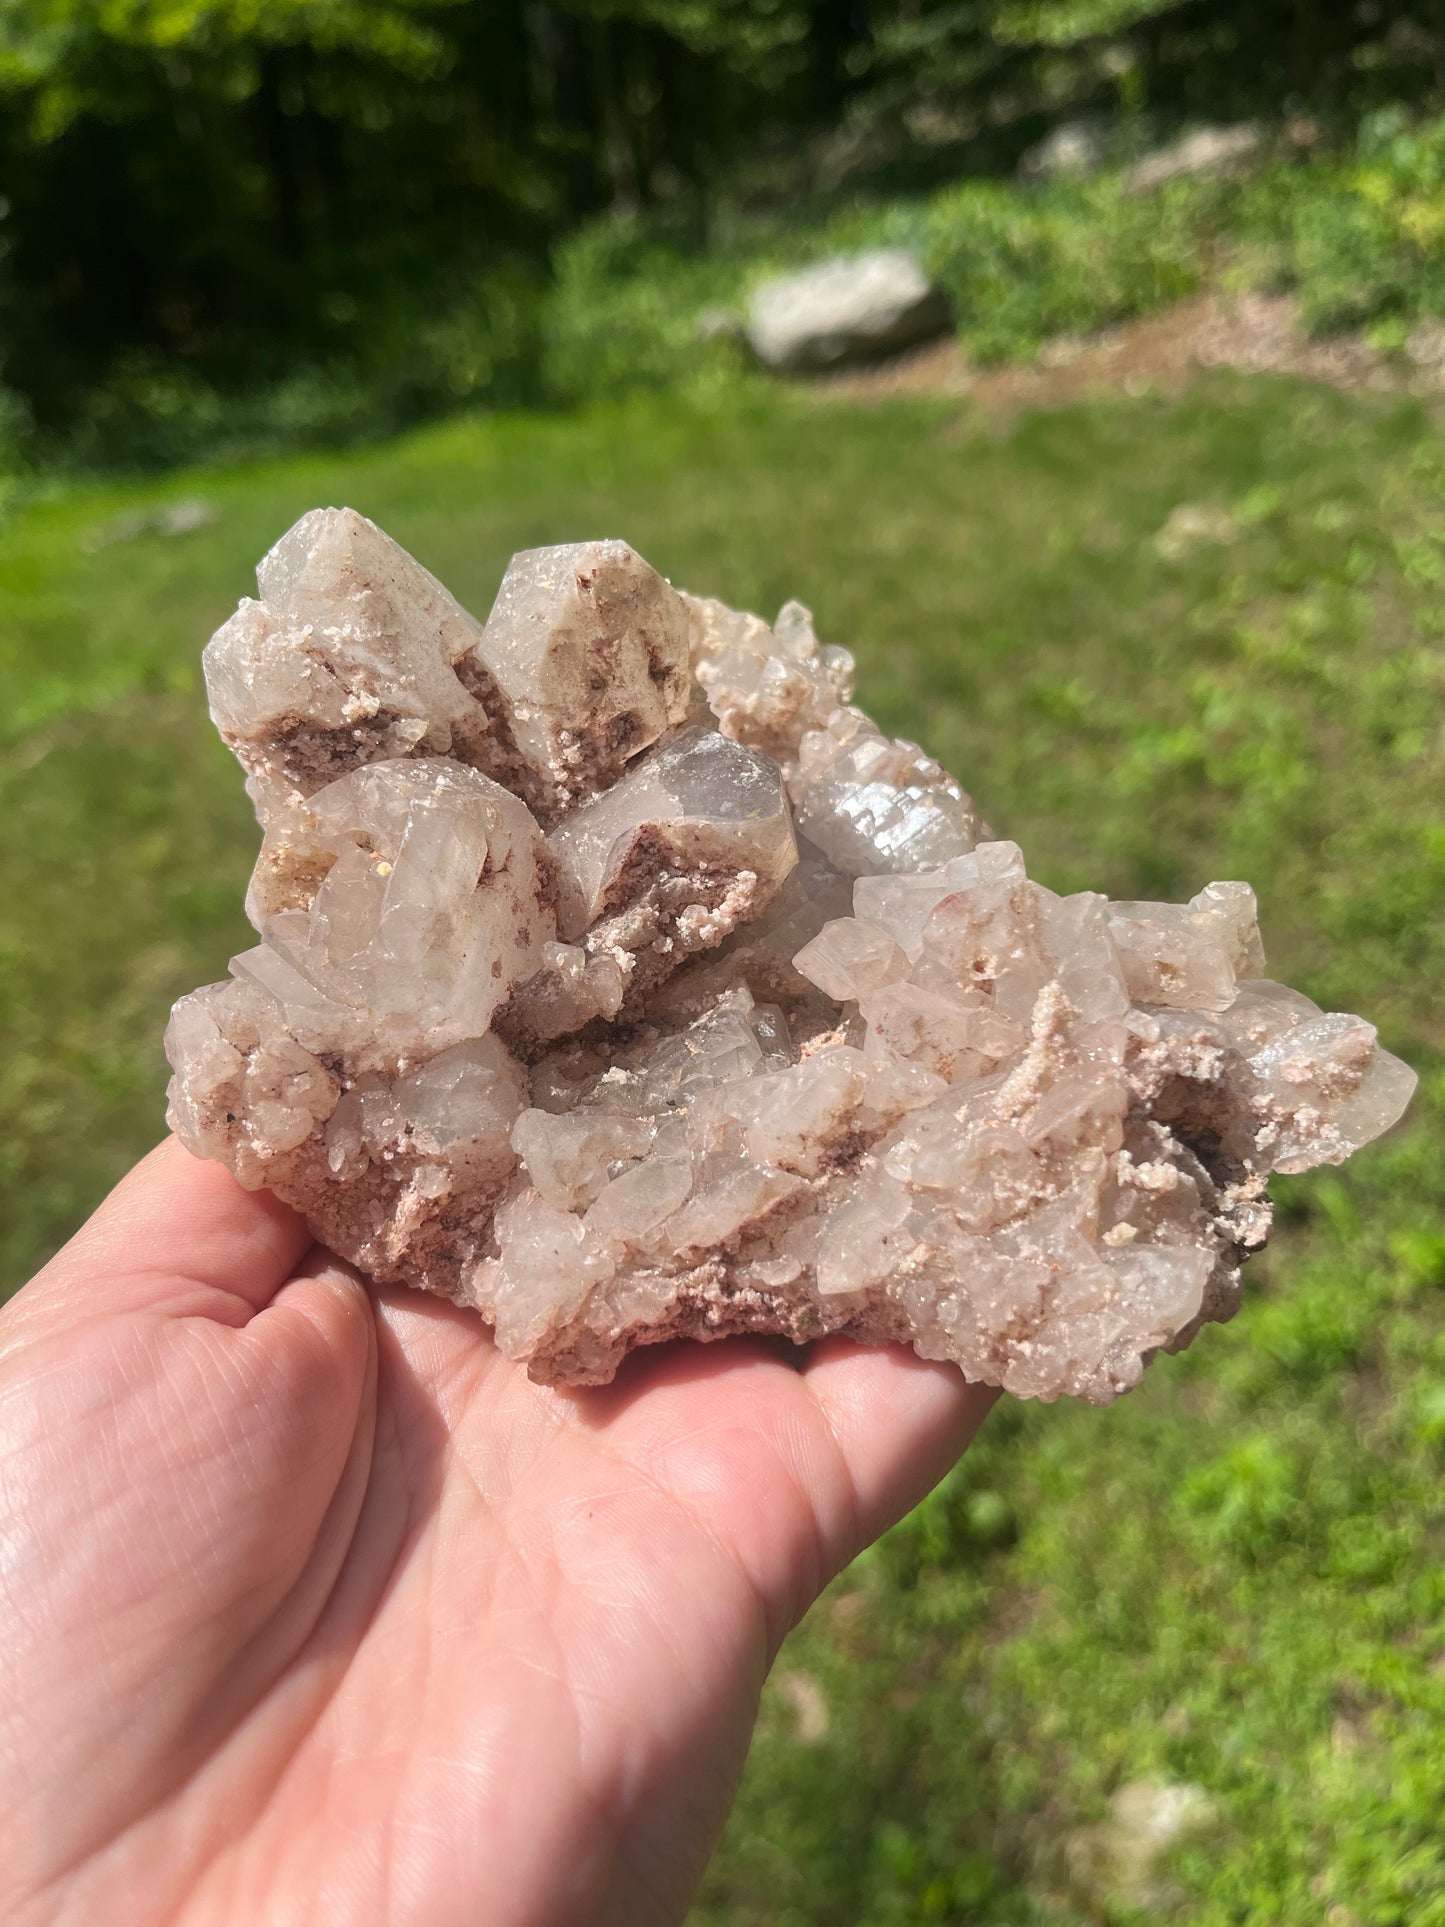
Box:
[204,507,496,824]
[242,757,555,1065]
[167,510,1418,1403]
[166,753,546,1290]
[470,540,692,819]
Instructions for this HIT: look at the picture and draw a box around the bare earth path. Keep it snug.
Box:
[815,292,1445,411]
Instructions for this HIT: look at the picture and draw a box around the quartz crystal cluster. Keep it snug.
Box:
[166,508,1416,1398]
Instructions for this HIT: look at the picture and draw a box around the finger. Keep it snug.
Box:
[801,1339,997,1555]
[9,1136,312,1333]
[257,1249,376,1378]
[223,1251,380,1661]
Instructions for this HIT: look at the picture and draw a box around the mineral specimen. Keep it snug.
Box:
[167,508,1416,1399]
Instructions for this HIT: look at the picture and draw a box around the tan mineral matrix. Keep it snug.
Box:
[166,509,1415,1397]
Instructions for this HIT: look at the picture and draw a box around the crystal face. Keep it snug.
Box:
[166,509,1417,1398]
[475,538,692,818]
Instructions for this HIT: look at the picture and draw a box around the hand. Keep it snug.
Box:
[0,1139,992,1927]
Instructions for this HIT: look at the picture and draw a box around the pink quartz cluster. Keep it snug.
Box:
[166,509,1415,1396]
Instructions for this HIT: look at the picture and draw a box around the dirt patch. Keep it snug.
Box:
[811,293,1441,412]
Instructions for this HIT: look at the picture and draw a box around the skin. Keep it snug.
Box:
[0,1139,993,1927]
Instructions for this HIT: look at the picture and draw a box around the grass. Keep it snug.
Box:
[1,377,1441,1923]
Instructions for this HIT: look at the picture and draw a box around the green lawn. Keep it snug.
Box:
[2,380,1441,1923]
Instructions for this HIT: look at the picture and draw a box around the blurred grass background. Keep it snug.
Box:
[2,372,1441,1921]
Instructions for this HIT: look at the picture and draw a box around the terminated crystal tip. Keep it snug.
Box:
[166,509,1416,1398]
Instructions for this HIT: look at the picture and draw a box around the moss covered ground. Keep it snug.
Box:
[1,377,1440,1923]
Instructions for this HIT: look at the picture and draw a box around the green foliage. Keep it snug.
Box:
[539,110,1445,401]
[1,377,1440,1922]
[23,102,1445,476]
[923,109,1445,364]
[863,0,1441,144]
[926,174,1200,361]
[865,0,1184,114]
[0,0,459,121]
[993,0,1182,44]
[39,269,550,472]
[0,0,837,458]
[1236,112,1445,334]
[543,219,745,404]
[541,195,932,405]
[689,378,1444,1926]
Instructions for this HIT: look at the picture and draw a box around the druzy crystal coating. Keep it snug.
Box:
[167,509,1415,1396]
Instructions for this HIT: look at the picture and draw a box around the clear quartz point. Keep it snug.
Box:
[472,539,692,817]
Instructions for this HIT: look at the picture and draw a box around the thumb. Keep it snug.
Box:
[221,1251,379,1660]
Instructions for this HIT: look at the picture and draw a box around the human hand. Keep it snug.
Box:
[0,1139,992,1927]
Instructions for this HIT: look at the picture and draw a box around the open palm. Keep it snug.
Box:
[0,1140,991,1927]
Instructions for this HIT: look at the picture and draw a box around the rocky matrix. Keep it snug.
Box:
[166,509,1416,1398]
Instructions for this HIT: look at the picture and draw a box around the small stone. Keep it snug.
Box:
[94,498,219,546]
[1404,318,1445,372]
[1066,1779,1219,1910]
[745,249,952,374]
[1018,118,1111,183]
[1122,122,1266,195]
[772,1669,829,1742]
[1154,501,1240,561]
[166,511,1417,1395]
